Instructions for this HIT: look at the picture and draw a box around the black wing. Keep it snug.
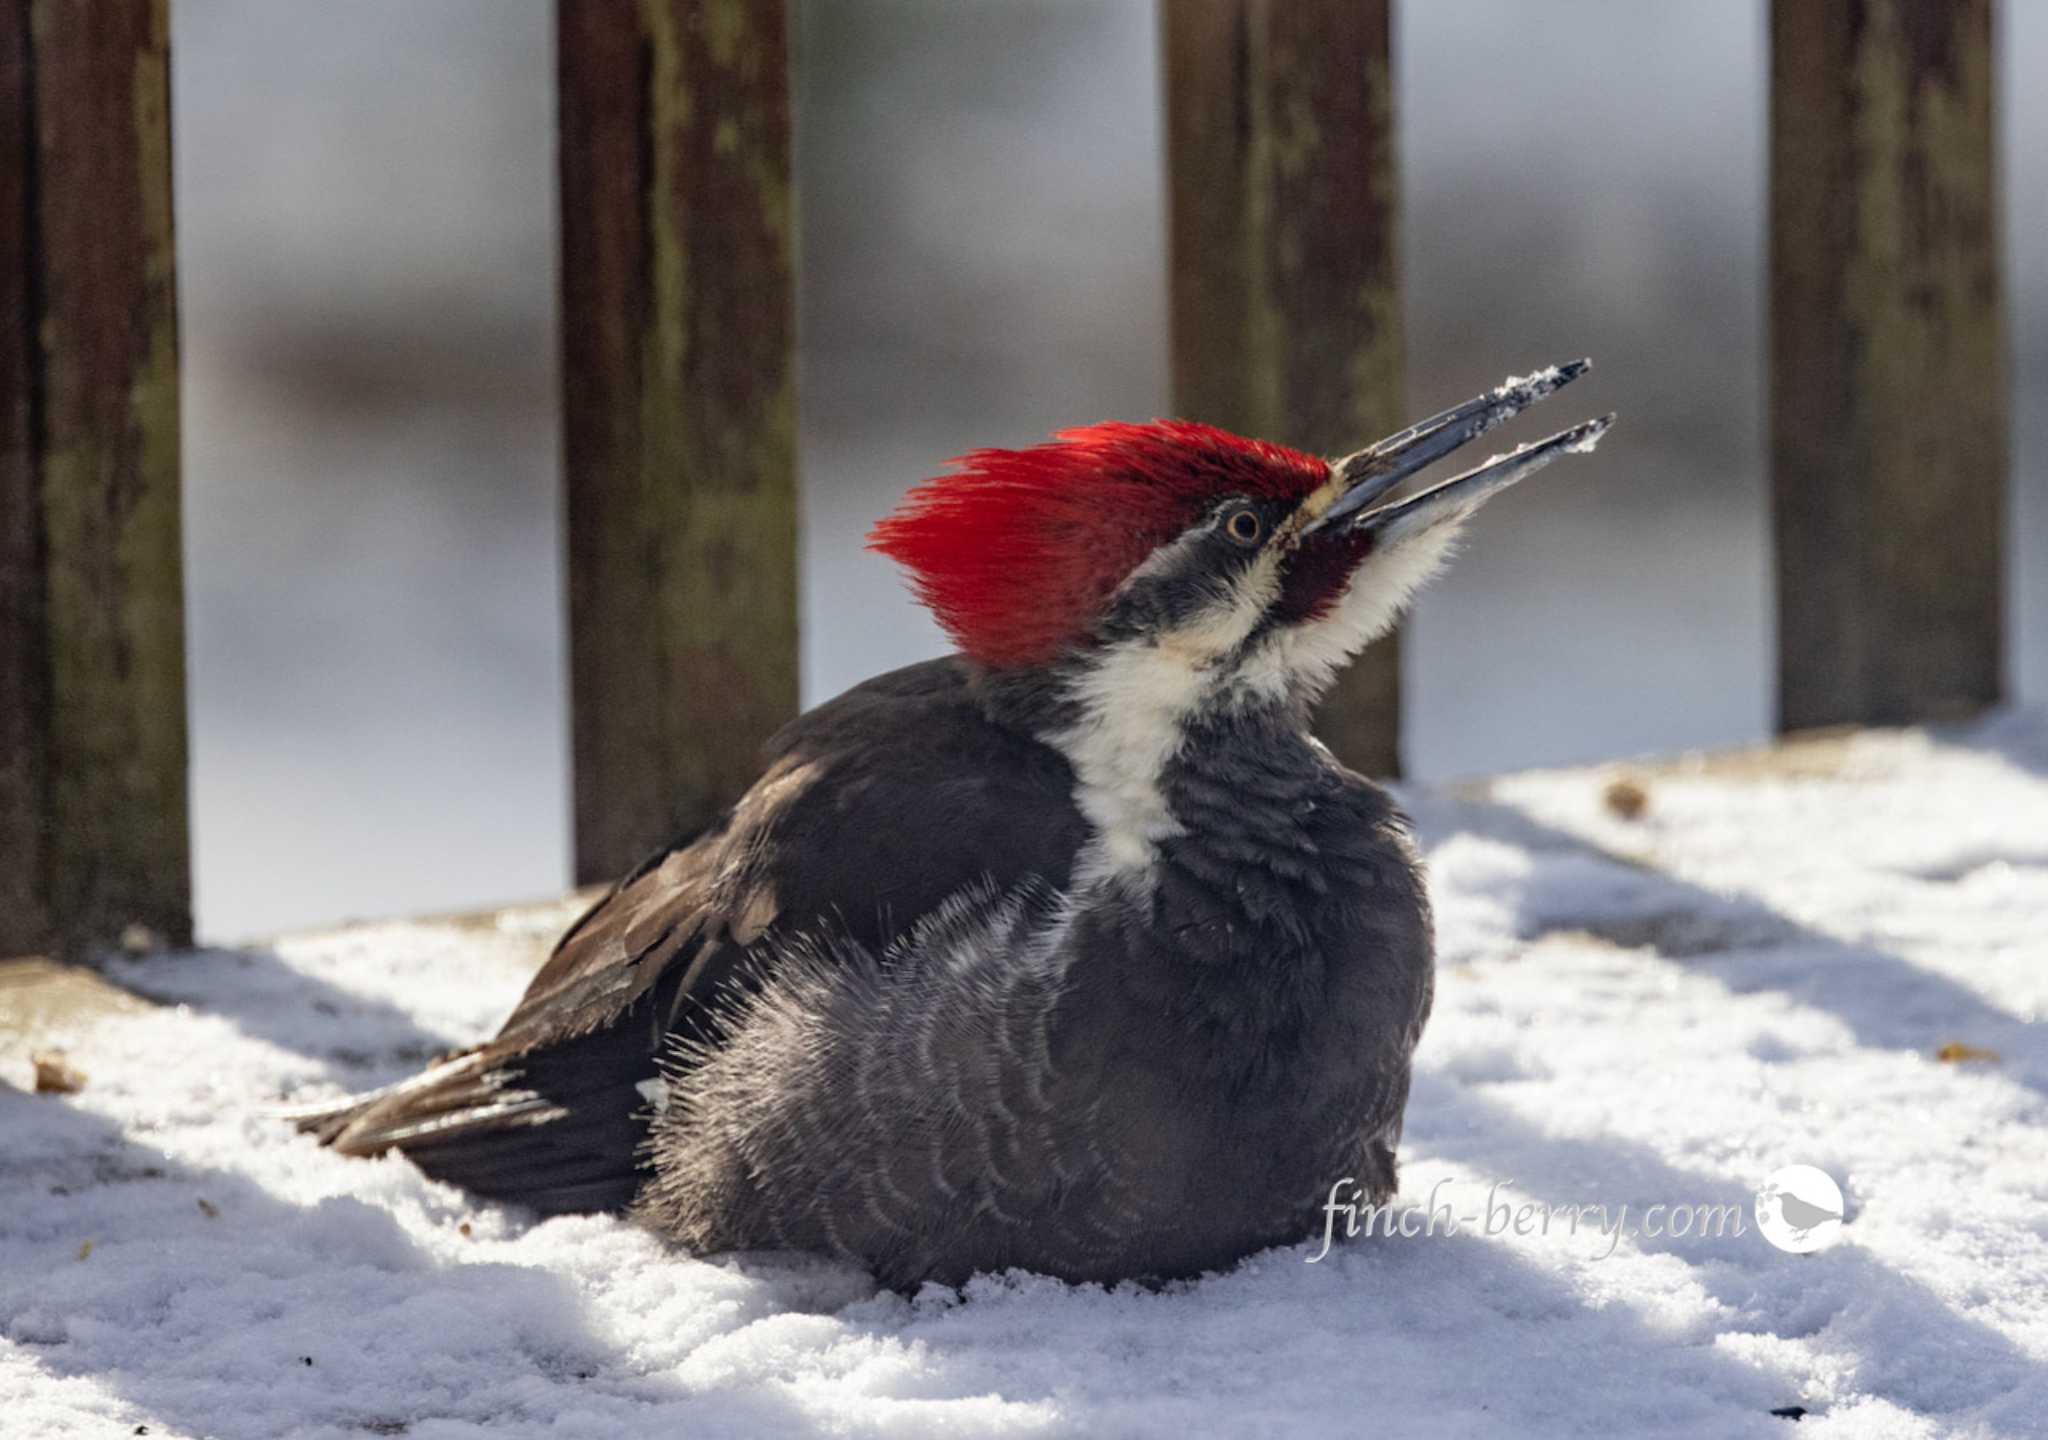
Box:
[297,656,1088,1213]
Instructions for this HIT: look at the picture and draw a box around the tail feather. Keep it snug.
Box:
[285,1052,510,1152]
[287,1045,651,1215]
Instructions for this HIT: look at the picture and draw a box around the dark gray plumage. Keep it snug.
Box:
[294,363,1609,1288]
[637,700,1433,1289]
[294,658,1091,1216]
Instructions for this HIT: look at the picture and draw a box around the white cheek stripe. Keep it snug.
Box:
[1051,641,1203,880]
[1050,522,1461,876]
[1050,547,1283,880]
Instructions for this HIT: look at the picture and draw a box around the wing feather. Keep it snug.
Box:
[296,657,1087,1214]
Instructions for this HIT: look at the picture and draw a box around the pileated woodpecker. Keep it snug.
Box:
[298,363,1610,1288]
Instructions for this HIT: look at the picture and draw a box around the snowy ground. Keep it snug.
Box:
[5,714,2046,1439]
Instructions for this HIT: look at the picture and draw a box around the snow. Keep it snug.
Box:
[1495,364,1567,396]
[1562,417,1610,454]
[6,714,2048,1439]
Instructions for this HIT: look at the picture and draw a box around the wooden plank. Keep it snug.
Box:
[0,0,188,957]
[1771,0,2006,731]
[0,956,153,1073]
[0,0,47,955]
[558,0,799,884]
[1163,0,1405,775]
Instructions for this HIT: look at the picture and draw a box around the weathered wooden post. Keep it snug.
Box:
[1162,0,1404,774]
[1771,0,2006,731]
[0,0,188,957]
[558,0,799,884]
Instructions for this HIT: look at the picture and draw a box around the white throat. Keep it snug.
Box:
[1232,524,1462,706]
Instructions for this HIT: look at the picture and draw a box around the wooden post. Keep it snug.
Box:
[1163,0,1404,775]
[0,0,188,957]
[558,0,799,883]
[1771,0,2006,731]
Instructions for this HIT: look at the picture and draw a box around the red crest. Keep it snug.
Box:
[868,420,1329,667]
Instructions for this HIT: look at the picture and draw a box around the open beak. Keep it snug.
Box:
[1302,359,1614,543]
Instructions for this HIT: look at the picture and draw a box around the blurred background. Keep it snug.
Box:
[170,1,2046,941]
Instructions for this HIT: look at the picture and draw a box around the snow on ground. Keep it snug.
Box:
[5,714,2047,1439]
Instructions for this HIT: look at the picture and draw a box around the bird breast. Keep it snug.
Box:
[634,831,1427,1289]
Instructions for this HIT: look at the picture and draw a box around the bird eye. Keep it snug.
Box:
[1224,508,1263,546]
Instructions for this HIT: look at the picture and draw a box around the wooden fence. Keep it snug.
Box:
[0,0,2010,955]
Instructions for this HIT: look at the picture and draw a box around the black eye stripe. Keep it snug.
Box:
[1225,508,1262,545]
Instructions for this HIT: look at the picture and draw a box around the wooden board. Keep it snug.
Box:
[0,0,188,956]
[558,0,800,884]
[1771,0,2006,729]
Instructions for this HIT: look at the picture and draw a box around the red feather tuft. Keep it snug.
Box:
[868,420,1329,667]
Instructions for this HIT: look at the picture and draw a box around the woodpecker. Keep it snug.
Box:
[297,362,1610,1289]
